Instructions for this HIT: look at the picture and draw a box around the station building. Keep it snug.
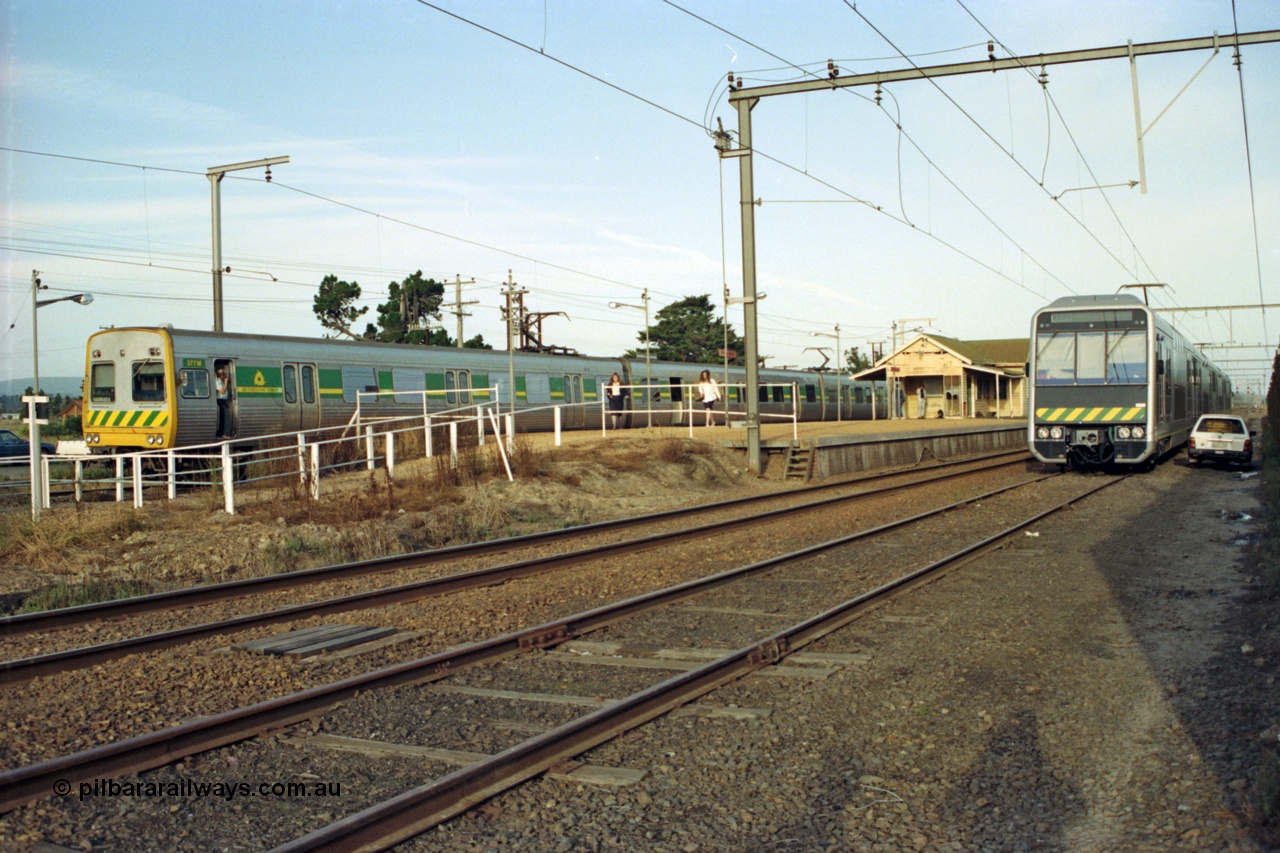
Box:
[853,333,1029,420]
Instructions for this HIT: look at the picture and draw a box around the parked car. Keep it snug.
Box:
[1187,414,1254,468]
[0,429,57,458]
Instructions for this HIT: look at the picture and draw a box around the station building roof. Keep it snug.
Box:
[852,333,1030,382]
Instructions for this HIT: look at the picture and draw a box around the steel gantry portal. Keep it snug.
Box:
[721,29,1280,474]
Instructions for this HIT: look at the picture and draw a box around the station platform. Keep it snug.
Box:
[529,416,1029,480]
[727,417,1029,479]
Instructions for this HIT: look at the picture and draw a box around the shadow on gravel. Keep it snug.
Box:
[937,708,1081,850]
[1086,460,1277,848]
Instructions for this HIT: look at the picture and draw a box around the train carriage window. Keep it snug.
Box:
[179,368,209,399]
[301,366,316,404]
[445,371,457,405]
[131,361,166,402]
[91,363,116,403]
[1035,332,1075,384]
[458,371,471,405]
[669,379,683,403]
[772,386,784,403]
[1076,332,1106,384]
[283,365,297,405]
[759,386,769,403]
[392,368,426,405]
[1106,331,1147,383]
[525,374,551,405]
[341,366,378,404]
[805,385,817,403]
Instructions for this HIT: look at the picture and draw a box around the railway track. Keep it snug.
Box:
[0,469,1118,832]
[0,450,1034,686]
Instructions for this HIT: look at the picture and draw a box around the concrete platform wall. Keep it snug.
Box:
[764,424,1027,479]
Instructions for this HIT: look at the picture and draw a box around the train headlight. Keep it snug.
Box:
[146,435,157,445]
[1132,426,1145,439]
[1116,426,1131,440]
[1036,426,1050,439]
[154,436,163,446]
[1049,426,1064,440]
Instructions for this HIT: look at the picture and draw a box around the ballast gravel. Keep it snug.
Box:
[1,450,1275,852]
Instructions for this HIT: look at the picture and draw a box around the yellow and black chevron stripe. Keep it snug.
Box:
[1035,407,1145,423]
[86,409,171,428]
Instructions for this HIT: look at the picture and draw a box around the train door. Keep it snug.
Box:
[561,373,584,427]
[669,377,686,425]
[282,362,320,433]
[214,358,238,439]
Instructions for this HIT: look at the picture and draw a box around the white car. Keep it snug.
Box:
[1187,414,1254,468]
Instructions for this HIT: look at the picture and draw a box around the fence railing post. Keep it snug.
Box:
[601,399,607,438]
[115,456,124,503]
[449,422,458,467]
[385,431,395,480]
[42,455,52,510]
[505,414,514,455]
[74,459,83,503]
[166,451,176,500]
[365,425,376,471]
[297,434,307,487]
[425,414,433,458]
[310,444,320,501]
[477,404,485,445]
[132,454,143,509]
[221,443,235,515]
[554,406,562,446]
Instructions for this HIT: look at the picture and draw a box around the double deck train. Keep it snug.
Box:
[1028,294,1231,467]
[82,326,888,453]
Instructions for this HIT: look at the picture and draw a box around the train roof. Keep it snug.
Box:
[1040,294,1145,310]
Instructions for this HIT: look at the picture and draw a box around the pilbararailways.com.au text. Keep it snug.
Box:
[60,778,341,801]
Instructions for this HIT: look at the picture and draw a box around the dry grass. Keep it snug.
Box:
[0,504,147,571]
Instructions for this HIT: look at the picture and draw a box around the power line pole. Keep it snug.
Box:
[447,275,478,347]
[501,272,527,417]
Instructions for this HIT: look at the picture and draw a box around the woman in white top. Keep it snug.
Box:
[696,370,720,427]
[605,372,626,430]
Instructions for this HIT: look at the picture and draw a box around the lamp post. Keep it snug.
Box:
[29,270,93,521]
[809,324,843,422]
[609,289,651,428]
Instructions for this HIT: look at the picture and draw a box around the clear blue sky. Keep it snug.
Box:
[3,1,1277,395]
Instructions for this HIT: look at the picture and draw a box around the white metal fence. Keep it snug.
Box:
[2,382,800,516]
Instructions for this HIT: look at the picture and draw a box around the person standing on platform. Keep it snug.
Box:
[917,385,927,419]
[605,372,626,430]
[696,370,720,427]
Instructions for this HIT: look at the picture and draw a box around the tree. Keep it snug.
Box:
[844,346,874,373]
[313,275,368,339]
[373,271,445,344]
[626,295,744,364]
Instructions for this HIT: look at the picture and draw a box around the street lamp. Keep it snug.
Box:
[809,323,842,422]
[29,270,93,521]
[609,289,651,428]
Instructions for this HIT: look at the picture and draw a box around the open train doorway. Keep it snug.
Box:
[213,358,238,439]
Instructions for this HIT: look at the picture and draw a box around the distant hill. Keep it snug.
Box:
[0,376,84,398]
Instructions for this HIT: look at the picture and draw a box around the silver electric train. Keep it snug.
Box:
[82,327,888,453]
[1028,295,1231,467]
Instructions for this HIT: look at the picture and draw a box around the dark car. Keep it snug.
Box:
[0,429,57,458]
